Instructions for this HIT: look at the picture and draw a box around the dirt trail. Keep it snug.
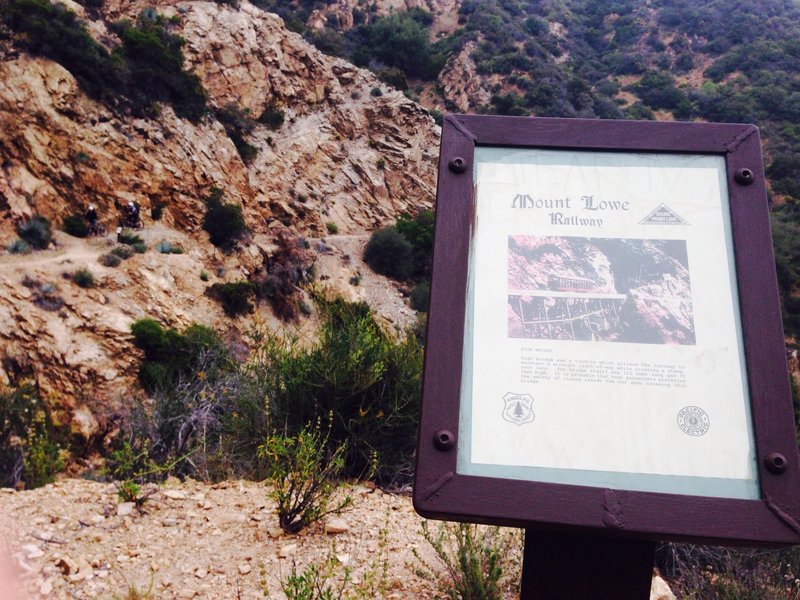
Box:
[0,239,106,272]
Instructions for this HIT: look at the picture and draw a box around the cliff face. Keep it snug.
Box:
[0,0,439,439]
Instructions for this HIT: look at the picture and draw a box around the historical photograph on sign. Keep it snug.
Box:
[508,235,695,344]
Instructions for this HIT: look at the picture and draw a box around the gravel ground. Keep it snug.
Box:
[1,478,448,599]
[1,479,675,599]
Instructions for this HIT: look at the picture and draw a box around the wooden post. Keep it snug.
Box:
[520,530,656,599]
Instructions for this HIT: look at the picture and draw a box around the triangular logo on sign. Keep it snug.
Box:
[640,204,689,225]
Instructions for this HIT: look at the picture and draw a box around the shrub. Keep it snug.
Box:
[254,228,315,321]
[410,280,430,312]
[155,240,183,254]
[132,242,147,254]
[258,101,285,130]
[396,209,435,279]
[72,268,95,288]
[99,253,122,267]
[30,281,65,311]
[280,535,389,599]
[355,10,443,80]
[363,226,414,280]
[413,521,521,600]
[111,245,134,259]
[0,381,64,489]
[207,281,255,317]
[62,213,89,238]
[130,319,227,393]
[1,0,121,102]
[326,222,339,235]
[150,201,166,221]
[199,270,210,282]
[370,86,383,97]
[16,216,53,250]
[264,293,423,484]
[118,229,144,246]
[203,188,246,250]
[215,103,259,163]
[2,1,207,120]
[656,543,800,600]
[111,15,207,121]
[7,239,30,255]
[376,66,408,90]
[376,157,386,170]
[257,416,351,534]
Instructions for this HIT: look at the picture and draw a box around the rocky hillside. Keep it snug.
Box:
[0,0,439,440]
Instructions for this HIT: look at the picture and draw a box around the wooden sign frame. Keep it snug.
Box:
[413,115,800,546]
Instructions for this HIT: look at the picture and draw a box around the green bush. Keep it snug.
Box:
[17,216,53,250]
[363,226,414,280]
[1,0,121,102]
[370,86,383,97]
[72,268,95,288]
[150,201,166,220]
[7,239,31,255]
[396,209,435,279]
[257,417,350,534]
[130,319,227,393]
[112,15,207,121]
[62,213,89,238]
[155,240,183,254]
[376,67,408,90]
[99,253,122,267]
[263,293,423,484]
[203,188,246,250]
[414,522,520,600]
[132,241,147,254]
[2,2,207,120]
[354,11,443,80]
[326,222,339,235]
[215,104,259,163]
[258,101,285,130]
[111,245,134,259]
[207,281,255,317]
[118,229,144,246]
[410,280,430,312]
[0,381,64,489]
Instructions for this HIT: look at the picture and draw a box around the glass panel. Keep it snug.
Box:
[457,147,758,500]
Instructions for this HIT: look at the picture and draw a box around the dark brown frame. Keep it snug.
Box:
[413,115,800,546]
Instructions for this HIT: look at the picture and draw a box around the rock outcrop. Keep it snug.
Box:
[0,0,440,436]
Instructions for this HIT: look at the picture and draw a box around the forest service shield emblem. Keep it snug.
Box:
[502,392,535,426]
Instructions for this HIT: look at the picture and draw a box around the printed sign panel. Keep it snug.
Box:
[457,148,758,499]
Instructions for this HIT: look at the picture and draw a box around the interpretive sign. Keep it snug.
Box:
[414,115,800,546]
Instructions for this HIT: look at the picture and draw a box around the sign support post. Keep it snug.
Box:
[520,530,655,599]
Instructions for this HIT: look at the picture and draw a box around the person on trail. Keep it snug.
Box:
[126,201,142,228]
[85,204,98,234]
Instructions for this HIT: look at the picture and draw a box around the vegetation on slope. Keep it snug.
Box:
[0,0,207,120]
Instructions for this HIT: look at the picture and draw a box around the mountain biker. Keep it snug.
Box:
[85,204,99,235]
[126,201,141,228]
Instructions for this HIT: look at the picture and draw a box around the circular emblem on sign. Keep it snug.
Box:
[677,406,710,436]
